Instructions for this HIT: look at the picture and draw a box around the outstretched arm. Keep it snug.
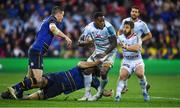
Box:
[78,60,102,68]
[49,23,72,47]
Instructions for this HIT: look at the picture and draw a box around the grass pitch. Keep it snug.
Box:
[0,73,180,107]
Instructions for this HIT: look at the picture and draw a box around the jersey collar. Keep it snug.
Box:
[126,33,135,39]
[93,22,105,30]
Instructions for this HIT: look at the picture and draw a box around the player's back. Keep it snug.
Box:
[120,17,150,37]
[30,15,61,55]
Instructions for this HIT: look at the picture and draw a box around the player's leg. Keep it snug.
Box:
[78,68,93,101]
[134,63,150,102]
[8,49,46,99]
[89,63,111,101]
[78,56,95,101]
[115,67,129,102]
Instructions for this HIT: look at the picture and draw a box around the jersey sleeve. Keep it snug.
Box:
[142,22,150,34]
[48,16,58,26]
[107,26,116,37]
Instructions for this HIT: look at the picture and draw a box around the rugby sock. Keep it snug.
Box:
[139,76,148,93]
[100,78,108,91]
[116,80,124,96]
[124,80,128,87]
[96,78,108,96]
[13,78,33,92]
[84,74,92,97]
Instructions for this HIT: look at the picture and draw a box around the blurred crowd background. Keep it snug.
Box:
[0,0,179,59]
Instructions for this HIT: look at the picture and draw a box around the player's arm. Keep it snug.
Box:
[49,23,72,46]
[123,44,141,52]
[142,32,152,42]
[78,60,102,68]
[95,26,117,59]
[78,34,93,47]
[22,90,44,100]
[104,26,117,55]
[141,22,152,42]
[122,36,142,51]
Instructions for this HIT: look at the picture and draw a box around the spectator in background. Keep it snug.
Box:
[0,0,179,59]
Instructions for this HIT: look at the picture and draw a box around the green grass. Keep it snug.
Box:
[0,73,180,107]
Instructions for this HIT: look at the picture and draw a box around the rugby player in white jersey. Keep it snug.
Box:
[117,6,152,93]
[78,12,117,101]
[115,21,150,102]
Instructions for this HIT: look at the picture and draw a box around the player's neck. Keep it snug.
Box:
[131,17,139,22]
[93,23,104,30]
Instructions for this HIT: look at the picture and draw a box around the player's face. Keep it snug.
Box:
[130,8,140,20]
[94,16,105,29]
[56,11,64,22]
[123,24,132,36]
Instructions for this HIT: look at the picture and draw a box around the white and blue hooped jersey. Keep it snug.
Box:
[117,33,142,60]
[119,17,150,37]
[81,20,116,54]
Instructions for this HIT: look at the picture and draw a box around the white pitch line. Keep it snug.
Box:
[151,96,180,101]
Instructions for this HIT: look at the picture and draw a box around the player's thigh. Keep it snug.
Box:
[119,67,129,80]
[135,64,144,78]
[31,69,43,81]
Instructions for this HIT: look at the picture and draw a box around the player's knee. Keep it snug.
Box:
[119,74,126,80]
[136,73,144,79]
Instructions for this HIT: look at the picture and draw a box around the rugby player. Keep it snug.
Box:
[7,6,72,99]
[115,21,150,102]
[117,6,152,93]
[1,60,113,100]
[78,12,117,101]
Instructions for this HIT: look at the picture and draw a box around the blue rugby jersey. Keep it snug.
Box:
[30,15,63,55]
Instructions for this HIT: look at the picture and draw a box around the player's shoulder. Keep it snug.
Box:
[85,22,94,29]
[122,17,131,22]
[48,15,58,24]
[105,20,113,27]
[137,19,147,25]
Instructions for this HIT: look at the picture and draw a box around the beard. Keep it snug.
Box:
[124,31,131,36]
[131,15,137,20]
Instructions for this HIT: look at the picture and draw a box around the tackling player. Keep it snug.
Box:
[7,6,72,99]
[78,12,117,101]
[117,6,152,93]
[115,21,150,102]
[1,60,113,100]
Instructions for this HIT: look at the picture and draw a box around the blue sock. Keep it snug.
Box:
[13,78,33,92]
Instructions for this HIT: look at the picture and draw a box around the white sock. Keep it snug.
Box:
[96,78,108,96]
[84,74,92,97]
[139,75,147,93]
[124,79,128,87]
[116,80,124,97]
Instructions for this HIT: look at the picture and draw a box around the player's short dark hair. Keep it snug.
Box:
[51,6,64,15]
[124,21,134,29]
[93,12,104,19]
[131,6,140,13]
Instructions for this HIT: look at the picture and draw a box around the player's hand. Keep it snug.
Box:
[94,53,106,59]
[102,89,114,97]
[65,37,72,48]
[95,60,102,65]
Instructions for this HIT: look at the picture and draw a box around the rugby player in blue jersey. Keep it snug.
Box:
[6,6,72,99]
[1,60,113,100]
